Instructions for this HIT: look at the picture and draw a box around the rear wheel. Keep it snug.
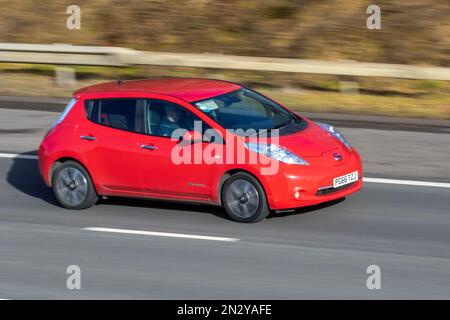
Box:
[221,172,269,223]
[52,161,98,209]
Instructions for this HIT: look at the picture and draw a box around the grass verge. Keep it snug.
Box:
[0,64,449,119]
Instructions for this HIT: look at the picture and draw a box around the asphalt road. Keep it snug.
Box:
[1,157,449,299]
[1,104,450,299]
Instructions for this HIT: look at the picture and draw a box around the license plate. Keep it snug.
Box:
[333,171,358,188]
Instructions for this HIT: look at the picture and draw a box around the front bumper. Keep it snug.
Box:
[261,149,363,210]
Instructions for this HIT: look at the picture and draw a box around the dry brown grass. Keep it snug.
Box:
[1,1,449,119]
[0,0,449,66]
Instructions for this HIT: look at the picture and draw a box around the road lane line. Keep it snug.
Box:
[0,153,38,160]
[0,152,449,189]
[83,227,240,242]
[363,177,450,189]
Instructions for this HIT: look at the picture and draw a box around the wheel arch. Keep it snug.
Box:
[49,157,97,194]
[217,169,269,207]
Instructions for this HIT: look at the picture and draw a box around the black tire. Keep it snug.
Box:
[52,160,98,210]
[221,172,270,223]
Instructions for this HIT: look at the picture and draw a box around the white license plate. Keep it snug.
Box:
[333,171,358,188]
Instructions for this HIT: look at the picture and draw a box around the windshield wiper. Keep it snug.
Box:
[248,114,298,137]
[273,116,294,129]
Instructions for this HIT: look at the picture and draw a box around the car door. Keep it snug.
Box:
[136,99,214,200]
[79,98,144,193]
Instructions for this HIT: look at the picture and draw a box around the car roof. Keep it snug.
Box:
[73,78,242,102]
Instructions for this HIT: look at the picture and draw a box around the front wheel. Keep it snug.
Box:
[52,160,98,210]
[221,172,270,223]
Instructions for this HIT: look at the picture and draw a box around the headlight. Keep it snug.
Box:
[244,143,309,165]
[316,122,351,151]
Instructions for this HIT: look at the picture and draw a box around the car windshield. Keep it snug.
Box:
[193,88,300,132]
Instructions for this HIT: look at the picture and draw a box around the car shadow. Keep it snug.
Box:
[267,197,346,219]
[6,150,59,206]
[6,151,345,221]
[6,151,230,220]
[99,197,231,220]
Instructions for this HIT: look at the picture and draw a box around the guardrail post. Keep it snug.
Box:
[339,80,359,93]
[55,66,76,87]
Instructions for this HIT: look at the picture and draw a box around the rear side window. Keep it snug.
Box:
[85,99,144,133]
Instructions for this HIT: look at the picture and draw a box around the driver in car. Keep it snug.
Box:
[158,104,186,137]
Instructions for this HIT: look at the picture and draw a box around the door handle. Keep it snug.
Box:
[140,144,158,150]
[80,135,96,141]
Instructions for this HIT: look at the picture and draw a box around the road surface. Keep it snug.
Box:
[0,156,449,299]
[0,105,449,299]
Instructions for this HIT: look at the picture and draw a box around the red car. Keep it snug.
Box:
[39,78,362,222]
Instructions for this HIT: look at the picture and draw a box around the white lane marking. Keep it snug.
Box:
[0,152,449,189]
[363,177,450,189]
[84,227,240,242]
[0,153,38,160]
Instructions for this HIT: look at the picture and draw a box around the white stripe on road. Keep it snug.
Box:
[0,153,38,160]
[363,177,450,189]
[84,227,240,242]
[0,152,449,189]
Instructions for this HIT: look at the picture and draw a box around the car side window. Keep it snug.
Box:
[145,100,210,138]
[85,98,144,133]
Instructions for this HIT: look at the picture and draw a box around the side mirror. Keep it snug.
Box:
[179,130,204,145]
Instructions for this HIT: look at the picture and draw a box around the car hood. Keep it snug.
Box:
[276,121,343,157]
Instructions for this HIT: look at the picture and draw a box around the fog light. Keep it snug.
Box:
[294,191,300,199]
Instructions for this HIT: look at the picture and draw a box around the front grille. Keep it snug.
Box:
[316,182,356,196]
